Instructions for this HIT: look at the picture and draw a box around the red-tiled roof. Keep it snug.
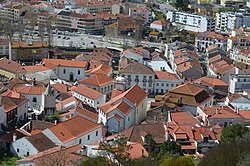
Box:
[42,58,88,68]
[72,84,103,99]
[78,74,113,87]
[155,71,179,80]
[49,116,102,143]
[0,58,26,74]
[203,106,243,119]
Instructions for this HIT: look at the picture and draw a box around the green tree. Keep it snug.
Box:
[160,156,194,166]
[221,124,249,144]
[157,141,182,159]
[199,133,250,166]
[82,156,111,166]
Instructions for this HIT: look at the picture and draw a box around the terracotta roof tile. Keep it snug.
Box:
[42,58,88,68]
[48,116,102,143]
[203,106,243,119]
[78,74,113,87]
[72,84,103,99]
[119,62,155,75]
[26,132,56,152]
[0,58,26,74]
[155,71,179,80]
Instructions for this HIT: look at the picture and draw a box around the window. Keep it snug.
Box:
[78,70,80,75]
[156,83,159,86]
[17,148,19,153]
[63,69,66,74]
[27,151,30,156]
[79,139,82,144]
[128,117,130,121]
[88,135,90,140]
[96,131,98,136]
[33,97,37,103]
[171,84,174,87]
[161,83,164,86]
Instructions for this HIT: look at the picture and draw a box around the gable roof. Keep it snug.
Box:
[169,83,204,96]
[86,64,112,75]
[42,58,88,68]
[26,132,56,152]
[155,71,179,80]
[48,116,102,143]
[194,76,228,86]
[15,85,46,95]
[113,123,166,145]
[78,74,113,87]
[0,58,26,74]
[119,62,155,75]
[203,106,243,119]
[71,84,103,99]
[170,112,199,125]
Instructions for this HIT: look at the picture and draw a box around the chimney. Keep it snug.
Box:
[216,109,220,114]
[54,120,57,125]
[13,133,17,142]
[32,78,36,86]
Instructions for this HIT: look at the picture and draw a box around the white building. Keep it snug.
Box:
[150,20,164,31]
[71,84,106,109]
[11,132,56,158]
[195,31,228,52]
[98,85,148,133]
[43,116,103,147]
[119,62,155,95]
[216,12,250,34]
[42,58,88,82]
[166,11,215,32]
[15,83,56,117]
[154,71,182,94]
[78,74,114,100]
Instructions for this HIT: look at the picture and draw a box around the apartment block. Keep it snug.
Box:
[167,11,215,32]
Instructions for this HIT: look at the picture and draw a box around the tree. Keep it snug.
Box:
[221,124,249,144]
[199,133,250,166]
[82,156,110,166]
[160,156,194,166]
[98,137,132,166]
[157,141,182,159]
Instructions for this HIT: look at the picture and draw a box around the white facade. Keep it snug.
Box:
[154,79,182,94]
[72,90,106,109]
[25,69,57,82]
[150,23,163,31]
[11,137,39,158]
[216,12,250,34]
[56,66,86,82]
[120,73,155,94]
[147,61,174,73]
[167,11,215,32]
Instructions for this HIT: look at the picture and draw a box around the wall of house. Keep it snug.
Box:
[120,73,155,94]
[72,91,105,109]
[21,94,42,111]
[17,102,28,122]
[154,79,181,95]
[25,69,57,81]
[135,98,147,125]
[209,117,244,127]
[181,105,198,116]
[0,105,5,131]
[57,66,85,81]
[11,138,39,158]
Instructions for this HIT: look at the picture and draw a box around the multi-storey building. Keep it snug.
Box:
[0,39,9,57]
[0,2,30,21]
[166,11,215,32]
[129,7,152,24]
[56,11,103,34]
[227,36,250,51]
[195,31,228,52]
[216,12,250,34]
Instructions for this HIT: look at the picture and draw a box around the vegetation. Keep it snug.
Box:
[0,156,20,166]
[199,125,250,166]
[82,156,110,166]
[43,113,60,123]
[220,124,249,144]
[154,11,166,20]
[175,0,190,12]
[160,156,195,166]
[157,141,182,160]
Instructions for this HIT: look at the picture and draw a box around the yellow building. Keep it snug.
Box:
[0,58,26,80]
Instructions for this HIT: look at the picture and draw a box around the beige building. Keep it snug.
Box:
[0,2,30,21]
[0,58,26,80]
